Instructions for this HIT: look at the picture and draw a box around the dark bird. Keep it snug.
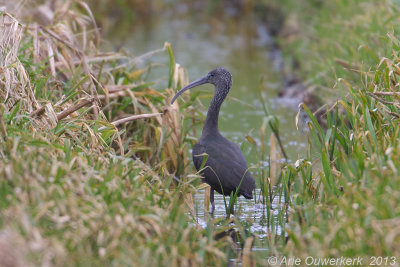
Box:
[171,67,256,214]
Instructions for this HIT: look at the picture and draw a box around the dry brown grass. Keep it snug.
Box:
[0,1,235,266]
[0,0,190,175]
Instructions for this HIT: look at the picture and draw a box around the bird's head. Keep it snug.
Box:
[171,67,232,105]
[206,67,232,88]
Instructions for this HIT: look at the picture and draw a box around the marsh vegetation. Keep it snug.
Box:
[1,0,400,266]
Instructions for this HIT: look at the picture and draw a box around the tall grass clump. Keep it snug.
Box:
[250,34,400,266]
[240,0,400,263]
[252,0,400,260]
[282,34,400,258]
[0,2,238,265]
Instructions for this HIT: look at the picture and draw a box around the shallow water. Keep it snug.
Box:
[193,188,286,264]
[194,189,284,238]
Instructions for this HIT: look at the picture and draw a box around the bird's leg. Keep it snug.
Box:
[210,189,215,214]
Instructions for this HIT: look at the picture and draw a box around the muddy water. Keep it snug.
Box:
[105,4,304,256]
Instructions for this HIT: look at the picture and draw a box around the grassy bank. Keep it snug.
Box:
[262,0,400,261]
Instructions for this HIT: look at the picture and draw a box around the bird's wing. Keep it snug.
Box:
[201,139,256,196]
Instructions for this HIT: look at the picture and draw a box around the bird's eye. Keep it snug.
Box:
[209,73,214,77]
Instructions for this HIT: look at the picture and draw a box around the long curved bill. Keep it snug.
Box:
[170,76,208,104]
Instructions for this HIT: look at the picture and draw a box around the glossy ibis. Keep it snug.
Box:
[171,67,256,214]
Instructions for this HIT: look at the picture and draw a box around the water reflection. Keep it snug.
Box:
[194,189,284,242]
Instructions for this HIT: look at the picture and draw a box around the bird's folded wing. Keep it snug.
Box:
[197,143,255,193]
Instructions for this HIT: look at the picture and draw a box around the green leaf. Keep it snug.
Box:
[364,106,377,147]
[8,100,21,124]
[165,42,175,88]
[321,148,333,189]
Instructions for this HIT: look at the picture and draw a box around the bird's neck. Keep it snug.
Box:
[202,85,228,137]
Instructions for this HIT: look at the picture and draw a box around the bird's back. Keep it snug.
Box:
[193,134,256,198]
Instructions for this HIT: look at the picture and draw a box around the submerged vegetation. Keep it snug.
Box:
[1,0,400,266]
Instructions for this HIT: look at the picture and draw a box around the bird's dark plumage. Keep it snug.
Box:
[171,67,256,214]
[193,134,256,199]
